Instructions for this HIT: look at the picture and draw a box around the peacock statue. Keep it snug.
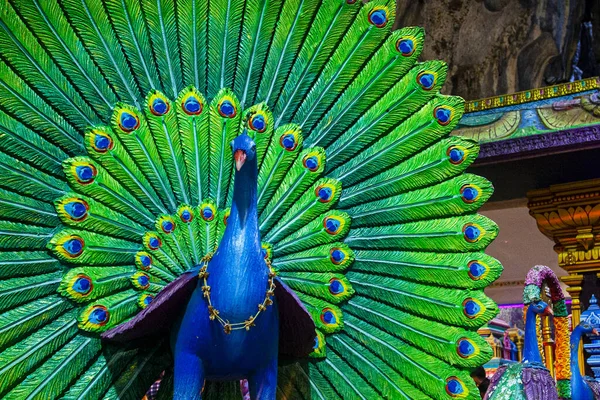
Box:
[571,321,600,400]
[485,266,568,400]
[0,0,503,398]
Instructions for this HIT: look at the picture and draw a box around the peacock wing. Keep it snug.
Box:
[584,376,600,400]
[521,364,558,400]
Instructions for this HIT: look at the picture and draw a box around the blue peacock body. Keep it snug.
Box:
[0,0,502,399]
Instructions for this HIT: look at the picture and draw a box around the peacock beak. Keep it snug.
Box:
[234,149,247,171]
[593,328,599,335]
[542,306,553,317]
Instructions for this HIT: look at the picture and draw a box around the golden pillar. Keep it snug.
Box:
[528,179,600,376]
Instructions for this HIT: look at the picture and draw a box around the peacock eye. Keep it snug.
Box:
[251,145,256,152]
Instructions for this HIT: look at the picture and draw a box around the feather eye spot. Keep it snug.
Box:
[137,274,150,289]
[463,223,481,242]
[445,377,466,397]
[316,185,334,203]
[75,164,97,184]
[136,252,153,270]
[218,100,237,118]
[202,206,215,221]
[72,275,92,295]
[460,185,479,203]
[329,278,344,295]
[91,131,113,153]
[141,294,154,308]
[463,298,483,319]
[223,210,230,226]
[63,199,89,221]
[330,248,346,264]
[118,111,139,132]
[180,208,193,223]
[457,338,477,358]
[161,219,175,233]
[63,237,84,257]
[468,261,488,280]
[368,8,388,27]
[145,234,161,250]
[434,106,453,125]
[183,96,203,115]
[303,156,319,172]
[323,216,343,235]
[397,38,415,56]
[150,98,169,116]
[447,146,466,164]
[417,72,435,90]
[248,113,266,132]
[280,133,297,151]
[313,336,320,349]
[88,306,109,326]
[320,308,337,325]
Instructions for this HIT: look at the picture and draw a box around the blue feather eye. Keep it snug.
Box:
[248,112,267,132]
[63,199,89,221]
[434,106,453,125]
[315,184,335,203]
[72,274,92,295]
[150,97,169,116]
[330,247,346,264]
[218,99,237,118]
[182,95,203,115]
[136,252,153,270]
[329,278,345,295]
[280,133,298,151]
[368,8,388,27]
[417,71,436,90]
[463,223,482,242]
[320,308,337,325]
[468,260,488,280]
[74,164,97,184]
[118,110,140,132]
[133,272,150,289]
[63,237,85,257]
[445,377,466,397]
[91,131,113,153]
[201,203,215,221]
[463,298,484,319]
[223,209,230,226]
[460,185,479,203]
[158,216,175,234]
[145,233,162,250]
[88,306,109,325]
[323,216,344,235]
[179,206,193,223]
[313,336,320,349]
[447,146,467,165]
[397,38,415,56]
[139,294,154,309]
[303,156,319,172]
[457,338,478,359]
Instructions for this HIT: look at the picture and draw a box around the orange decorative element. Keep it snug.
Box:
[554,316,571,381]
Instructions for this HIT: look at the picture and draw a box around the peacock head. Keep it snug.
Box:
[231,131,257,172]
[530,300,553,316]
[577,321,599,335]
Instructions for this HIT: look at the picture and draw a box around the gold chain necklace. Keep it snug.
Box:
[198,249,277,334]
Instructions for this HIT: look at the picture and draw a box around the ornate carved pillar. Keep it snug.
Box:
[528,179,600,375]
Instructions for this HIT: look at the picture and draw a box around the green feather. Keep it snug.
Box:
[12,0,118,117]
[78,290,139,333]
[0,251,61,280]
[315,349,380,400]
[330,95,465,186]
[259,147,326,234]
[177,0,208,91]
[55,193,146,241]
[176,87,210,206]
[59,0,142,106]
[103,0,163,94]
[280,272,354,303]
[4,336,101,399]
[0,221,54,251]
[243,102,274,172]
[0,272,62,313]
[293,0,395,132]
[0,2,99,131]
[0,187,59,227]
[0,312,78,397]
[195,200,220,256]
[274,0,362,126]
[0,296,72,351]
[273,242,354,273]
[234,0,281,108]
[142,231,185,275]
[255,0,321,107]
[58,266,137,303]
[206,0,245,98]
[338,137,480,208]
[144,91,190,205]
[273,210,351,256]
[346,271,498,328]
[139,0,182,98]
[154,215,194,271]
[0,112,69,177]
[256,124,303,214]
[306,26,424,148]
[209,89,241,208]
[295,292,343,334]
[308,365,342,400]
[48,229,139,265]
[346,214,498,253]
[84,126,167,218]
[351,250,503,289]
[346,174,493,227]
[265,177,342,243]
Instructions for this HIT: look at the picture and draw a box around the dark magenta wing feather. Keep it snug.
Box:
[101,271,198,343]
[274,277,316,358]
[483,365,507,400]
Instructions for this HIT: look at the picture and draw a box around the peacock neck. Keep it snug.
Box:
[523,305,542,363]
[570,326,592,399]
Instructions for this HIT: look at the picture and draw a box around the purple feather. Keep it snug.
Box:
[522,364,558,400]
[584,376,600,400]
